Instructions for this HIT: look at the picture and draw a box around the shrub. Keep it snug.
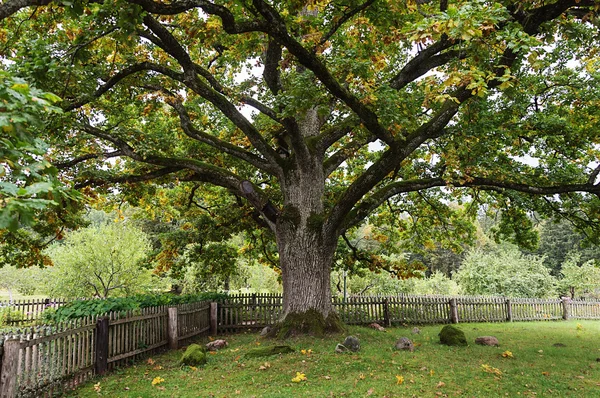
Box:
[43,292,228,323]
[0,307,23,326]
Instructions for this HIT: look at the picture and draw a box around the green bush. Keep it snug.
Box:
[0,307,23,326]
[43,292,228,323]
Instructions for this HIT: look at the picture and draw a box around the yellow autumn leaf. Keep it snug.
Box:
[396,375,404,385]
[151,377,165,386]
[502,350,513,358]
[292,372,307,383]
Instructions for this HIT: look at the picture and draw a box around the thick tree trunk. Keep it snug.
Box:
[270,155,345,337]
[273,225,345,337]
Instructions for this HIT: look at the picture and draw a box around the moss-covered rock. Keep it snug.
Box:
[179,344,207,366]
[244,345,295,358]
[439,325,467,346]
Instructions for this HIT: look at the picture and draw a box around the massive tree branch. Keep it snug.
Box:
[0,0,51,21]
[251,0,395,147]
[263,38,283,95]
[128,0,267,33]
[54,150,124,170]
[65,61,183,111]
[318,0,376,47]
[75,166,184,189]
[142,15,282,170]
[343,176,600,232]
[167,99,278,173]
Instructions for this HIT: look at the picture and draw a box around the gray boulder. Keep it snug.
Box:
[342,335,361,352]
[335,343,348,353]
[395,337,415,352]
[475,336,499,347]
[411,327,421,334]
[205,339,228,351]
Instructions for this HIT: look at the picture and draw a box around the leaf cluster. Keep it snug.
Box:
[43,292,228,323]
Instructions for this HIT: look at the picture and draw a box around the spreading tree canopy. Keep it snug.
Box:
[1,0,599,335]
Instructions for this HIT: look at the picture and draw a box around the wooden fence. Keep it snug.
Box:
[0,299,68,325]
[0,302,210,397]
[2,293,600,396]
[216,294,600,331]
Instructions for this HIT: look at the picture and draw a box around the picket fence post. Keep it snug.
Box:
[0,339,20,398]
[168,307,179,350]
[449,298,459,324]
[210,302,218,336]
[95,317,109,376]
[506,299,513,322]
[561,297,571,320]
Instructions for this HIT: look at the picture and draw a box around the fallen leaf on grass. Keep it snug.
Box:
[147,358,155,365]
[501,351,513,358]
[481,364,502,376]
[366,388,374,395]
[292,372,307,383]
[541,372,549,376]
[258,362,271,370]
[437,381,445,388]
[151,377,165,386]
[396,375,404,385]
[323,375,331,380]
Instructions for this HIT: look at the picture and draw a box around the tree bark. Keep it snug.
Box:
[270,147,345,337]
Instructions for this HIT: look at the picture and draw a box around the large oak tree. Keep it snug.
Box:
[1,0,599,334]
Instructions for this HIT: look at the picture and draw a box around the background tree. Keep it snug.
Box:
[534,219,600,276]
[1,0,599,334]
[44,222,155,298]
[559,255,600,299]
[0,266,41,301]
[454,244,556,298]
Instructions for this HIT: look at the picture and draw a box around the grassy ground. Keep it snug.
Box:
[68,320,600,397]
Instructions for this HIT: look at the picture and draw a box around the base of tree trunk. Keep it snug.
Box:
[268,309,346,339]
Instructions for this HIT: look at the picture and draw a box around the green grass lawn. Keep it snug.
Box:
[69,320,600,397]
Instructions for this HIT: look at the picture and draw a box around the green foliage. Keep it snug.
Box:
[332,269,460,296]
[454,244,556,298]
[0,71,78,232]
[559,255,600,299]
[2,0,600,330]
[44,222,154,298]
[179,242,240,293]
[0,307,23,327]
[0,265,41,298]
[534,219,600,276]
[43,292,227,323]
